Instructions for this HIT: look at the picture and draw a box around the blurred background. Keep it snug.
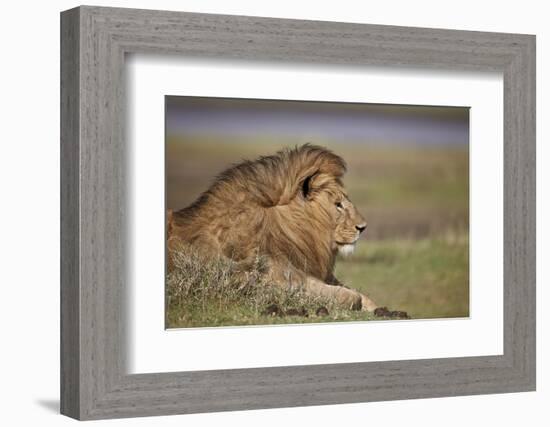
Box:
[166,96,469,319]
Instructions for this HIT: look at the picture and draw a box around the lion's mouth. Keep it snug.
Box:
[335,236,360,246]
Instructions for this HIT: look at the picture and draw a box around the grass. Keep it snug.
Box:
[166,233,468,328]
[165,136,470,328]
[335,233,469,319]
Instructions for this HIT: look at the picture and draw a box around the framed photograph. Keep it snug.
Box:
[60,6,535,420]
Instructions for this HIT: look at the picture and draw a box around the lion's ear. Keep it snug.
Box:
[301,173,317,200]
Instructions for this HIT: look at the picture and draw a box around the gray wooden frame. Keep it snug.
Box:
[60,5,536,421]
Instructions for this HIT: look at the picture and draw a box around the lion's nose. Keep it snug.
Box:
[356,223,367,234]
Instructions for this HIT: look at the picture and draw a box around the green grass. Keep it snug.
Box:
[335,234,469,319]
[165,136,469,328]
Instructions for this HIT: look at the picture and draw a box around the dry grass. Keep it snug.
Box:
[166,243,377,328]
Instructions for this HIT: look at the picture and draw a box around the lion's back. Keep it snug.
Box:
[170,192,267,262]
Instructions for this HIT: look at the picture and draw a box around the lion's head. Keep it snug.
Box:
[169,144,367,281]
[333,196,368,256]
[295,163,367,257]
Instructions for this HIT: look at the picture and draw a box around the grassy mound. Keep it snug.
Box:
[166,244,377,328]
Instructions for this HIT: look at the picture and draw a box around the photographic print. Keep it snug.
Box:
[165,96,469,328]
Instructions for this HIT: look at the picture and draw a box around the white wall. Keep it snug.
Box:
[0,0,546,425]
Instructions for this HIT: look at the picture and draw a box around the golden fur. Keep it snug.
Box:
[168,144,377,311]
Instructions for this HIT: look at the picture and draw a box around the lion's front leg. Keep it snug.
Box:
[326,274,378,312]
[303,276,363,310]
[266,264,370,311]
[359,293,378,312]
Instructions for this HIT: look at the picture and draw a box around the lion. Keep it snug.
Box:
[167,144,379,312]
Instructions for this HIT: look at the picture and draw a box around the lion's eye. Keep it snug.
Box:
[335,202,344,210]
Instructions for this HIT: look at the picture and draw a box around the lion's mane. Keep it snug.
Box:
[169,144,347,282]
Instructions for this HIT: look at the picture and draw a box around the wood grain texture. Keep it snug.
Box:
[60,7,80,419]
[60,5,536,420]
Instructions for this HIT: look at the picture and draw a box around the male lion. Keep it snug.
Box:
[167,144,378,312]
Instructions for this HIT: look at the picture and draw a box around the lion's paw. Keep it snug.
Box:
[374,306,410,319]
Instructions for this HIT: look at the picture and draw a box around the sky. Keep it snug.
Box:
[166,96,469,147]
